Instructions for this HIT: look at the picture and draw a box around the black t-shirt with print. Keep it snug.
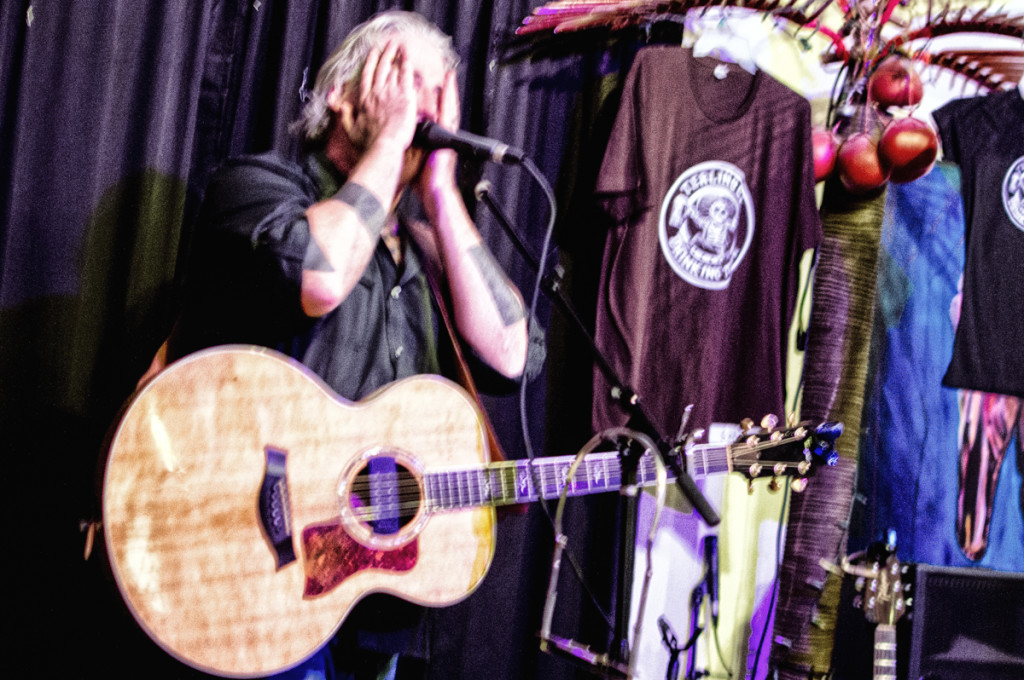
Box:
[934,89,1024,398]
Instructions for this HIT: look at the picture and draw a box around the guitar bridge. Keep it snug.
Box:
[258,445,296,568]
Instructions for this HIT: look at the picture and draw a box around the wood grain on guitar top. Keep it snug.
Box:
[102,345,494,677]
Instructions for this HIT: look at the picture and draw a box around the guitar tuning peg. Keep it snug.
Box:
[748,463,763,478]
[740,418,755,433]
[768,477,781,493]
[761,414,779,431]
[791,477,809,493]
[797,460,811,475]
[772,463,787,476]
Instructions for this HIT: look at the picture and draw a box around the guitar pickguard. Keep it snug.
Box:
[301,522,418,598]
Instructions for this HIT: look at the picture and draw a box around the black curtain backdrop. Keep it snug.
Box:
[0,1,662,677]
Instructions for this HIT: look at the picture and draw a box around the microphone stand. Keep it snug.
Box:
[475,179,719,526]
[475,177,720,671]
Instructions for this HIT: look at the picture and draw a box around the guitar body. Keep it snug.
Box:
[103,346,495,677]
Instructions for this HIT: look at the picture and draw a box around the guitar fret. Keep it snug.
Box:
[589,457,603,490]
[874,621,898,680]
[430,473,441,511]
[474,469,485,505]
[563,462,573,495]
[493,466,508,504]
[582,459,594,491]
[519,462,537,502]
[474,468,486,504]
[489,468,500,504]
[540,460,552,499]
[504,464,517,503]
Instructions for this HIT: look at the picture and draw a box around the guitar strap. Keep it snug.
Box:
[421,255,509,464]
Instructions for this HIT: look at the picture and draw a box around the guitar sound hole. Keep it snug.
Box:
[348,456,420,536]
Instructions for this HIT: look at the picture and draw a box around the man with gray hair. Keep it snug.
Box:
[156,10,531,680]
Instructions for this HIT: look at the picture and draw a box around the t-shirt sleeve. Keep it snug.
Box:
[595,53,644,223]
[933,99,965,166]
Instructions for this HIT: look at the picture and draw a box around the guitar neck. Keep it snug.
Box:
[424,444,732,511]
[873,623,897,680]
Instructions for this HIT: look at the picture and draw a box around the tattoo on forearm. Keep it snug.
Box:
[333,181,385,240]
[302,236,335,272]
[468,244,525,327]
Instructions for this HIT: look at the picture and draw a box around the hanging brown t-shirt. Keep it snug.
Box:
[593,46,821,438]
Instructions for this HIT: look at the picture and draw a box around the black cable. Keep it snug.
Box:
[711,607,735,678]
[511,156,617,632]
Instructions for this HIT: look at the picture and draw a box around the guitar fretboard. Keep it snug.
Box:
[423,445,733,511]
[873,623,897,680]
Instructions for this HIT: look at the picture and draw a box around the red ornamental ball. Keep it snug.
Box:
[868,57,924,109]
[878,117,939,184]
[837,132,891,194]
[812,127,839,182]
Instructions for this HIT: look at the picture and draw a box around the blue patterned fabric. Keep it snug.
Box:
[856,163,1023,571]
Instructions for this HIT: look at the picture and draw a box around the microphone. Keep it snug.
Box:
[703,535,719,625]
[414,121,525,165]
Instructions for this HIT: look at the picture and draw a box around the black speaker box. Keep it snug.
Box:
[906,564,1024,680]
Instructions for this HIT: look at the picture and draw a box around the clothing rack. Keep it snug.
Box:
[516,0,1024,93]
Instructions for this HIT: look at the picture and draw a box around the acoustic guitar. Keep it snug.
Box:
[103,345,842,677]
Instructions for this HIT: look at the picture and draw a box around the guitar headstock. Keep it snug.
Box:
[843,532,912,626]
[728,416,843,492]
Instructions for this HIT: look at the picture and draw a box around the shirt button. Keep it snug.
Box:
[390,285,402,299]
[395,345,404,358]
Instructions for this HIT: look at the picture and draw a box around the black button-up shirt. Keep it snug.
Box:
[172,151,443,401]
